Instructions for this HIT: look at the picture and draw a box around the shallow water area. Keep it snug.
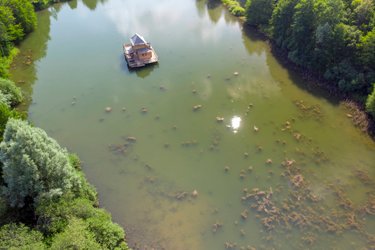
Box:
[11,0,375,249]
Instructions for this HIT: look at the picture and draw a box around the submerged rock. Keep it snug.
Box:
[191,189,198,198]
[216,117,224,122]
[193,104,202,111]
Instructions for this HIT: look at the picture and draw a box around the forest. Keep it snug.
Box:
[0,0,129,249]
[222,0,375,120]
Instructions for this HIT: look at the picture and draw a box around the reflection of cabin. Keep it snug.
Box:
[123,33,158,68]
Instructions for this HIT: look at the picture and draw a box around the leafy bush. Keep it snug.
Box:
[0,223,45,250]
[1,0,37,35]
[366,84,375,117]
[36,194,128,249]
[86,209,128,250]
[49,218,101,250]
[68,153,81,170]
[0,78,23,107]
[36,195,97,235]
[0,49,19,78]
[0,103,23,141]
[0,119,82,208]
[222,0,245,16]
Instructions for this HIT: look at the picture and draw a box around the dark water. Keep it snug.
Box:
[10,0,375,249]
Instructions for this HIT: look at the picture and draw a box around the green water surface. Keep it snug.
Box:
[10,0,375,249]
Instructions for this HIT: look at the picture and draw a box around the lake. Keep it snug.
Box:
[10,0,375,249]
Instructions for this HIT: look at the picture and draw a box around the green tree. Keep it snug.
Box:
[271,0,299,49]
[0,223,45,250]
[358,28,375,67]
[0,0,37,35]
[352,0,375,32]
[0,5,24,56]
[246,0,274,27]
[0,119,82,208]
[288,0,316,67]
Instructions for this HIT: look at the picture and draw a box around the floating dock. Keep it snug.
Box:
[123,33,158,68]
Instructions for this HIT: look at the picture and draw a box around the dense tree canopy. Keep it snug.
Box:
[246,0,274,27]
[0,118,129,249]
[0,119,82,208]
[0,223,45,249]
[246,0,375,108]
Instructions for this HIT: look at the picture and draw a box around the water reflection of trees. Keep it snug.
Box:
[67,0,78,9]
[241,26,268,56]
[195,0,240,24]
[10,9,52,112]
[81,0,108,11]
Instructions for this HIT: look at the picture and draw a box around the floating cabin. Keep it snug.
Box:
[123,33,158,68]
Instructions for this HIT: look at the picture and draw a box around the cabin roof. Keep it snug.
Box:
[130,33,147,46]
[137,48,151,53]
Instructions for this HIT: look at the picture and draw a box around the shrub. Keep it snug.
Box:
[36,195,97,235]
[36,194,128,249]
[0,103,23,141]
[86,209,129,250]
[0,78,23,107]
[2,0,37,35]
[0,119,82,208]
[0,223,45,250]
[68,153,81,170]
[49,218,101,250]
[222,0,245,16]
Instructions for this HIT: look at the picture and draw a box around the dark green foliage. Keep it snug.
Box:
[246,0,274,27]
[245,0,375,114]
[31,0,51,11]
[366,84,375,117]
[0,223,45,249]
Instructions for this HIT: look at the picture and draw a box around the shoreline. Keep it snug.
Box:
[242,25,375,138]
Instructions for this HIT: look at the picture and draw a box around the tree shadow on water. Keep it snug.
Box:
[242,25,340,105]
[206,0,221,9]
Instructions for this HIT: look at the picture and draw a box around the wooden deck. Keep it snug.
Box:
[123,44,158,68]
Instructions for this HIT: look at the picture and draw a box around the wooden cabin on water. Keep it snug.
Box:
[123,33,158,68]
